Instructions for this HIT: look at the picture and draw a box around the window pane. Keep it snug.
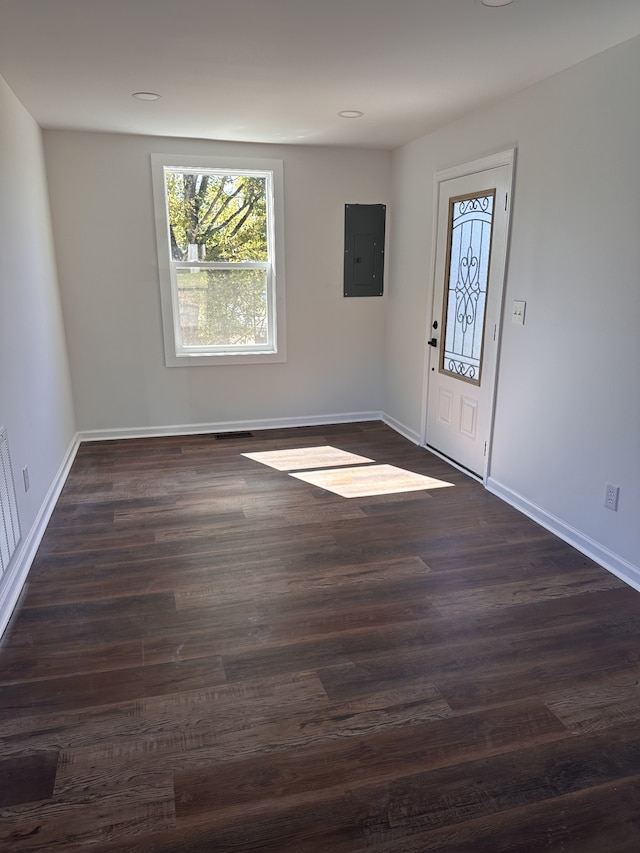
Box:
[441,191,495,385]
[176,268,269,348]
[166,171,268,263]
[152,154,285,365]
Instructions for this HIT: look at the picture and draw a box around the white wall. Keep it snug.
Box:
[0,75,76,633]
[43,132,390,434]
[386,36,640,575]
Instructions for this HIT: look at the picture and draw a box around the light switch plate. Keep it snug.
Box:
[512,300,526,325]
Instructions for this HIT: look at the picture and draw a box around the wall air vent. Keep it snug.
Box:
[214,432,254,440]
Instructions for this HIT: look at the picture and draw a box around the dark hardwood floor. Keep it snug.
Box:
[1,421,640,852]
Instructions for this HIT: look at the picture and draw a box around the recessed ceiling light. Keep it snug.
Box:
[339,110,364,119]
[132,92,161,101]
[481,0,514,6]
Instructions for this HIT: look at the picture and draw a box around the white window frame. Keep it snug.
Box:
[151,154,286,366]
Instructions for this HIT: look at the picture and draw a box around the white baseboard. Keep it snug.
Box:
[78,411,383,442]
[486,477,640,593]
[380,413,421,445]
[0,435,81,638]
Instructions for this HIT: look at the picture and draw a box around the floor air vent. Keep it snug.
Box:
[0,426,21,574]
[214,431,253,440]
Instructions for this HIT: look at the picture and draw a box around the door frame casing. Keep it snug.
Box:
[420,148,516,483]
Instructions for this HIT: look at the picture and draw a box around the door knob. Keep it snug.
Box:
[428,337,438,347]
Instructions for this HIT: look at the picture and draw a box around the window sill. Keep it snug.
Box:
[165,349,287,367]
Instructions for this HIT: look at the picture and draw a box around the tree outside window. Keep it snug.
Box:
[152,155,285,367]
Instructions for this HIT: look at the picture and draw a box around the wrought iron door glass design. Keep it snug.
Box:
[441,190,495,385]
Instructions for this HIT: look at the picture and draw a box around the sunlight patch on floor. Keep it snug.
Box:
[289,464,455,498]
[242,445,373,471]
[243,445,455,498]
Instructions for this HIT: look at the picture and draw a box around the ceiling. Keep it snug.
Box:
[1,0,639,150]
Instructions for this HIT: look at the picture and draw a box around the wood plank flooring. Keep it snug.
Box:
[1,421,640,851]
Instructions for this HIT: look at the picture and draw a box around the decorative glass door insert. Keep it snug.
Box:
[440,190,496,385]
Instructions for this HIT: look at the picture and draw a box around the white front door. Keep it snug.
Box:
[425,153,514,479]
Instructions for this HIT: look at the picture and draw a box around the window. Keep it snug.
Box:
[151,154,285,366]
[440,190,495,385]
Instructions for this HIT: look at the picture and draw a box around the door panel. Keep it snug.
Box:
[426,158,513,479]
[460,395,478,439]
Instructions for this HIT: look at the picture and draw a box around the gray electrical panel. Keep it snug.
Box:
[344,204,385,297]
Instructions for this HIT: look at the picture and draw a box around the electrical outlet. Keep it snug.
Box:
[22,466,30,493]
[605,483,619,511]
[511,300,526,325]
